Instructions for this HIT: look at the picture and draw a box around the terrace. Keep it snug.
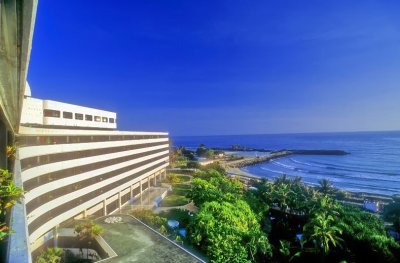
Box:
[97,215,203,263]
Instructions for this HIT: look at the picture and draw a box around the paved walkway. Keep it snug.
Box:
[120,174,197,214]
[119,187,169,213]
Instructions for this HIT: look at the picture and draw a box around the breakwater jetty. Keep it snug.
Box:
[224,149,349,168]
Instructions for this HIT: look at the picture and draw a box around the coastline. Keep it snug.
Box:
[226,166,260,179]
[225,165,395,202]
[219,148,398,200]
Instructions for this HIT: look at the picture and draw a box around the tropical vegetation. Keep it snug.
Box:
[196,144,215,159]
[0,144,23,242]
[74,221,104,260]
[384,196,400,233]
[183,164,400,262]
[35,247,63,263]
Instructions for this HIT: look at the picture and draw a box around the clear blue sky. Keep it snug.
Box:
[28,1,400,136]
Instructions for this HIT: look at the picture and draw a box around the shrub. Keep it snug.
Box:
[131,209,167,228]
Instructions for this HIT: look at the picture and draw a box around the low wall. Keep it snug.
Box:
[31,228,117,262]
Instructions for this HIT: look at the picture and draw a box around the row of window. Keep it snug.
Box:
[22,147,169,191]
[43,109,115,123]
[28,163,166,235]
[20,141,168,171]
[25,154,168,214]
[17,134,169,147]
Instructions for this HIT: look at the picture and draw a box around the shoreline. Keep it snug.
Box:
[225,166,396,202]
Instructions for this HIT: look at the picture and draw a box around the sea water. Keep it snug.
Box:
[173,131,400,195]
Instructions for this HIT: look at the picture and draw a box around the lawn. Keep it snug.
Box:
[159,183,191,207]
[175,174,191,183]
[172,184,191,195]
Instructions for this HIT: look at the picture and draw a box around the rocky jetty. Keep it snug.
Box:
[212,146,271,152]
[272,149,349,155]
[225,149,349,168]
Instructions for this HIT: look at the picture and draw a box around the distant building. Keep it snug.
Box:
[363,200,380,213]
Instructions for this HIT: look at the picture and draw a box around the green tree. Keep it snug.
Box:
[196,144,207,157]
[264,175,318,215]
[187,176,243,207]
[188,200,271,262]
[338,204,400,262]
[35,247,63,263]
[304,212,343,255]
[196,144,214,158]
[194,168,223,180]
[201,162,226,175]
[383,197,400,232]
[187,178,222,206]
[317,179,337,196]
[186,160,201,169]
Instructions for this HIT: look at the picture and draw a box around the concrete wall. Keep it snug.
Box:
[42,100,117,129]
[20,97,43,126]
[0,0,37,132]
[20,97,118,129]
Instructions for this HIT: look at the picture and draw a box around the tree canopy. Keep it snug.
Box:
[188,200,271,263]
[184,167,400,263]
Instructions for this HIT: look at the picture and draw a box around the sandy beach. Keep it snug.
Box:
[226,166,260,179]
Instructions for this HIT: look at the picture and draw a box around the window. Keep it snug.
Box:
[85,115,93,121]
[43,109,60,118]
[109,118,115,123]
[102,117,108,123]
[94,116,101,122]
[75,113,83,120]
[63,111,73,119]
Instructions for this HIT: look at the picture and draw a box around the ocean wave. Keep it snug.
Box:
[383,137,400,142]
[309,160,399,176]
[324,165,399,176]
[271,160,296,170]
[299,169,400,184]
[289,158,327,168]
[260,166,286,174]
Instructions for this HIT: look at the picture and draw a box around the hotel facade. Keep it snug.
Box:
[1,1,169,262]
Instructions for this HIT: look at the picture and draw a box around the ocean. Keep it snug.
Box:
[172,131,400,196]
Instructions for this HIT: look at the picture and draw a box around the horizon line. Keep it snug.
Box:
[171,129,400,137]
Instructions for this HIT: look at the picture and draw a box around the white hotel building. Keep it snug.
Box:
[0,1,169,261]
[17,86,170,253]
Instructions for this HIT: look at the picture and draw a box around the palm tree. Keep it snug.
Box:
[304,212,342,255]
[317,179,337,196]
[272,183,291,213]
[74,220,104,259]
[274,174,290,186]
[35,247,63,263]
